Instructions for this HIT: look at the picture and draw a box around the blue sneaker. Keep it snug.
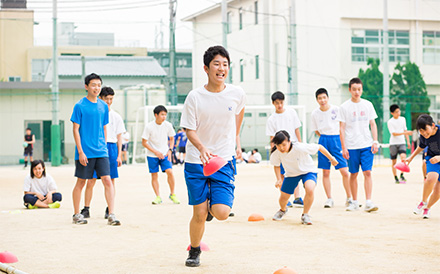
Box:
[286,201,294,208]
[293,197,304,208]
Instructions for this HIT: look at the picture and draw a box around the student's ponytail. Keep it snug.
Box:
[270,130,290,154]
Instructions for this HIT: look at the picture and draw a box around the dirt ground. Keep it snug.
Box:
[1,157,439,274]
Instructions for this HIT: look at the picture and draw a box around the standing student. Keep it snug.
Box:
[176,128,188,164]
[271,130,338,225]
[121,131,130,165]
[70,73,120,226]
[23,160,62,209]
[180,45,245,267]
[387,104,412,184]
[23,128,35,168]
[310,88,351,208]
[266,91,303,207]
[339,77,379,212]
[80,87,126,219]
[406,114,440,219]
[142,105,180,205]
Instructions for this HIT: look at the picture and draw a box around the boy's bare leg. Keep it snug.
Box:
[84,179,96,207]
[278,191,291,212]
[339,167,351,198]
[363,170,373,200]
[391,159,397,177]
[72,178,86,214]
[101,175,115,214]
[293,185,300,199]
[350,172,359,201]
[210,204,230,221]
[303,180,316,214]
[151,172,160,197]
[190,201,208,248]
[423,172,438,202]
[322,169,331,199]
[165,169,175,194]
[427,181,440,209]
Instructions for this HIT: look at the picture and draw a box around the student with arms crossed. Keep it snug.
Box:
[180,45,245,267]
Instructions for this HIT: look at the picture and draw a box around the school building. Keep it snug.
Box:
[183,0,440,143]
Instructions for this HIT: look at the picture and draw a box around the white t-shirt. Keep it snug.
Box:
[122,131,130,145]
[270,142,320,177]
[388,116,407,145]
[180,84,246,164]
[338,99,378,149]
[142,120,176,157]
[23,174,57,195]
[107,110,126,143]
[247,151,262,162]
[266,108,301,142]
[310,105,341,135]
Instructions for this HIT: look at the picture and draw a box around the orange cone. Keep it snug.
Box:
[273,266,298,274]
[248,213,264,222]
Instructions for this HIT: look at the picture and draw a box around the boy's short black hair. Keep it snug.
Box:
[203,45,230,67]
[253,148,259,153]
[315,88,328,98]
[99,86,115,98]
[85,73,102,86]
[390,104,400,113]
[271,91,285,102]
[417,114,434,130]
[26,128,31,131]
[30,160,46,178]
[348,77,363,88]
[153,105,168,115]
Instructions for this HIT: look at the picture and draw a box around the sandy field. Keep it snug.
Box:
[1,157,439,274]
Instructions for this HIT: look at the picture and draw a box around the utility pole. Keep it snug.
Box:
[289,0,298,105]
[169,0,178,105]
[51,0,61,166]
[383,0,390,144]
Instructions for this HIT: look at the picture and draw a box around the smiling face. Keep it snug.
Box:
[204,54,229,86]
[419,123,436,139]
[391,108,401,119]
[32,163,44,179]
[349,83,363,102]
[275,140,291,153]
[85,79,102,98]
[316,93,329,108]
[100,95,114,109]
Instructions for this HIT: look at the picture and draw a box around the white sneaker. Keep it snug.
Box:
[301,213,312,225]
[413,201,427,215]
[324,198,334,208]
[364,202,379,212]
[422,208,430,219]
[345,198,353,207]
[272,209,287,221]
[346,200,359,211]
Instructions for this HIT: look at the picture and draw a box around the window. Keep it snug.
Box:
[240,59,244,82]
[255,55,259,79]
[239,8,243,30]
[227,12,232,34]
[423,31,440,64]
[351,29,410,62]
[8,76,21,82]
[254,1,258,24]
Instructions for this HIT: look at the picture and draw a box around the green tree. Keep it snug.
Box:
[358,58,384,142]
[390,62,430,128]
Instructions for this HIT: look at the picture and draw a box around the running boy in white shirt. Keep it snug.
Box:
[266,91,303,207]
[311,88,351,208]
[180,46,245,267]
[142,105,180,205]
[387,104,412,184]
[339,77,379,212]
[271,130,338,225]
[80,87,125,219]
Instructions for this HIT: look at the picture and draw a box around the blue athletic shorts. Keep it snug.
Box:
[147,156,172,173]
[281,172,317,195]
[280,163,285,175]
[75,157,110,179]
[184,160,236,207]
[347,147,374,173]
[425,157,440,181]
[93,143,119,179]
[318,135,347,170]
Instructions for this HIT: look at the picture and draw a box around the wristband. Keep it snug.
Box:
[372,141,379,145]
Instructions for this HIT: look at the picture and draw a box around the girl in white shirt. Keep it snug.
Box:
[270,130,338,225]
[23,160,62,209]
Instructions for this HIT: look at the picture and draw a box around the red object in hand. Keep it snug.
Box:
[203,156,227,176]
[394,162,410,173]
[0,251,18,263]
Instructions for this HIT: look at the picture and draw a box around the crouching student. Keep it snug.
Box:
[23,160,62,209]
[270,130,338,225]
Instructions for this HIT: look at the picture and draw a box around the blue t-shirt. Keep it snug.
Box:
[177,131,187,147]
[419,125,440,159]
[70,97,109,160]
